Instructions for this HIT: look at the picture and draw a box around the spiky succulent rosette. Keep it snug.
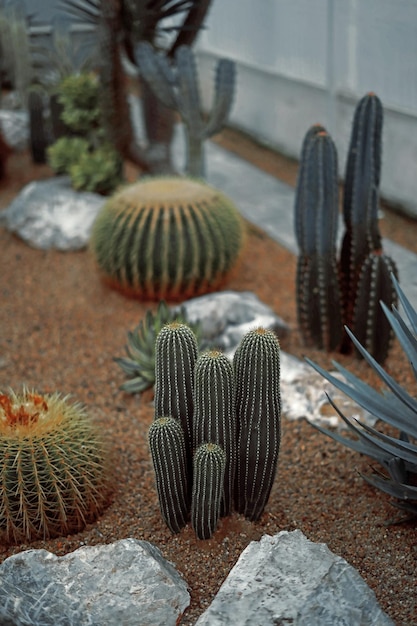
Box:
[0,388,110,543]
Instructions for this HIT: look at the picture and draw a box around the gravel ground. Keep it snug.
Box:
[0,150,416,625]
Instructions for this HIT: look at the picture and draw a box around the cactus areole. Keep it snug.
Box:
[90,176,245,301]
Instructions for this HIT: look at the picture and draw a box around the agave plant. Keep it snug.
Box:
[306,275,417,517]
[114,300,202,393]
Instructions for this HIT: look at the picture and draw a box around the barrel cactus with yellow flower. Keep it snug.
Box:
[89,176,246,301]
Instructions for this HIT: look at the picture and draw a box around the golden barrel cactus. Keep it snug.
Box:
[90,176,245,300]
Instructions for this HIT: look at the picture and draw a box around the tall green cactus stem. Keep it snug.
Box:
[135,42,236,178]
[351,252,398,364]
[340,92,383,331]
[191,442,226,540]
[148,417,189,534]
[0,389,110,543]
[154,322,198,471]
[90,176,245,301]
[193,350,236,516]
[294,127,343,351]
[233,328,281,522]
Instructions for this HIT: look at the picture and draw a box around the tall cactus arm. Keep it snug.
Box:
[175,44,203,136]
[135,41,178,110]
[203,58,236,138]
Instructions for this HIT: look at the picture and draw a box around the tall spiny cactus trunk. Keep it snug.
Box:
[340,92,383,331]
[135,42,235,178]
[148,417,189,533]
[233,328,281,522]
[191,442,226,540]
[294,127,343,351]
[154,322,198,473]
[98,0,151,171]
[193,351,236,517]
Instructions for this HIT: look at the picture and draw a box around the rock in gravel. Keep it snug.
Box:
[195,530,394,626]
[0,176,105,250]
[176,290,290,352]
[0,538,190,626]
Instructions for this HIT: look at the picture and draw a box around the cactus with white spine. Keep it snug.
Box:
[148,417,189,533]
[191,442,226,540]
[135,42,236,177]
[154,322,198,472]
[294,126,343,351]
[233,328,281,522]
[193,350,236,516]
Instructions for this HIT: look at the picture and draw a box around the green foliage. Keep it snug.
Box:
[148,324,282,538]
[148,417,189,533]
[69,143,123,195]
[307,275,417,519]
[0,388,111,543]
[56,72,100,133]
[295,93,398,364]
[90,176,246,299]
[114,301,202,394]
[47,136,90,175]
[191,443,226,540]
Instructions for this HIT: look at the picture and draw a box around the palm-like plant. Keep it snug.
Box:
[307,274,417,517]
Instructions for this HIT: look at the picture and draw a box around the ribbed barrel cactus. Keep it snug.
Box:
[191,442,226,540]
[90,176,245,301]
[0,389,110,543]
[233,328,281,522]
[193,350,236,516]
[148,416,189,534]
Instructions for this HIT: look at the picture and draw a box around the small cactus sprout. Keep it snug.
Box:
[154,322,198,470]
[89,176,245,301]
[148,417,189,534]
[351,252,398,364]
[0,389,110,543]
[193,350,236,516]
[136,42,235,178]
[233,328,281,522]
[294,127,343,351]
[191,442,226,540]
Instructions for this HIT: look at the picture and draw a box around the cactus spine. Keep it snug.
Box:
[136,42,235,178]
[90,176,245,301]
[233,328,281,522]
[148,417,189,533]
[294,127,343,351]
[193,350,236,516]
[191,442,226,540]
[0,389,110,543]
[154,322,198,473]
[295,93,398,364]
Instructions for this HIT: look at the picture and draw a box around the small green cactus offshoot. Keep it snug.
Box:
[154,322,198,471]
[191,442,226,540]
[295,93,398,364]
[148,417,189,533]
[135,42,236,178]
[233,328,281,522]
[193,350,236,516]
[0,389,110,543]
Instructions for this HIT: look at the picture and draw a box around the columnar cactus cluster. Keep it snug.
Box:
[295,93,398,363]
[148,324,281,539]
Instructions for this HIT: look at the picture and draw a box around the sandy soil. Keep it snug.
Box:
[0,145,416,625]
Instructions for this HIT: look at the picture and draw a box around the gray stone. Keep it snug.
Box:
[176,290,290,353]
[196,530,394,626]
[0,538,190,626]
[0,176,105,250]
[0,109,29,151]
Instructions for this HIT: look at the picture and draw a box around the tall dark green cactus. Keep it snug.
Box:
[294,126,343,351]
[154,322,198,472]
[295,93,399,364]
[148,416,189,534]
[191,442,226,540]
[135,42,236,178]
[233,328,281,522]
[193,350,236,516]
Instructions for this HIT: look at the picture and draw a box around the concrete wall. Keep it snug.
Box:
[196,0,417,218]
